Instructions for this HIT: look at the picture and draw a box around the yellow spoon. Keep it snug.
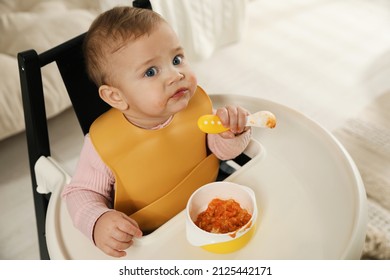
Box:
[198,111,276,134]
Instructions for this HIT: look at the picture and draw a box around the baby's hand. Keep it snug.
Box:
[215,105,249,139]
[93,211,143,258]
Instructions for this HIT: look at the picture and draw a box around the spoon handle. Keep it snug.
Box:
[198,111,276,134]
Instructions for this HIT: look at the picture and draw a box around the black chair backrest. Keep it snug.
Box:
[49,33,111,134]
[17,32,111,260]
[26,33,111,135]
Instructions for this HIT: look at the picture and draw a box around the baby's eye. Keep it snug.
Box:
[172,55,183,66]
[144,67,158,77]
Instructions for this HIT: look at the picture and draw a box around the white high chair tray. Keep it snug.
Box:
[46,95,367,259]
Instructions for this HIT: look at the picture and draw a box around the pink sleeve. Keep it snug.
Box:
[61,134,114,243]
[207,129,252,160]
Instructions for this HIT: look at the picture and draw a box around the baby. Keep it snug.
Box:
[62,6,252,258]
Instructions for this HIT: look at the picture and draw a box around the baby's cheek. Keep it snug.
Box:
[187,71,198,89]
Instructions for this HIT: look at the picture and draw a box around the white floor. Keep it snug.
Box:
[0,129,38,260]
[1,0,390,259]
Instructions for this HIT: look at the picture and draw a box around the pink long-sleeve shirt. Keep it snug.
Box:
[62,128,251,242]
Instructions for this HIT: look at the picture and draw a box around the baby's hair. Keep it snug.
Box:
[83,6,165,86]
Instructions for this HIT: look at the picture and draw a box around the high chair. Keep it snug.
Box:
[18,4,368,260]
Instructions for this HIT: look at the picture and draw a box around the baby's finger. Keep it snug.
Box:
[101,242,128,258]
[236,106,249,133]
[225,106,239,133]
[108,237,133,251]
[218,130,236,139]
[118,213,143,238]
[111,228,133,243]
[215,107,229,127]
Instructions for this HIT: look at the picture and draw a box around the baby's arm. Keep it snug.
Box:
[62,135,142,257]
[207,105,252,160]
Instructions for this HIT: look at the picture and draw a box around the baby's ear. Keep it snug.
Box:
[99,85,129,111]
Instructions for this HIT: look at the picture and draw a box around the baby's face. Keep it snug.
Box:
[107,22,197,127]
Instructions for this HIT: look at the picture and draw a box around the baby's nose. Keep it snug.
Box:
[168,69,184,84]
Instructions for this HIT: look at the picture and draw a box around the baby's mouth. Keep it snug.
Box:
[171,87,188,98]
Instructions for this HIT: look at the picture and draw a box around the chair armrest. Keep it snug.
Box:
[34,156,71,194]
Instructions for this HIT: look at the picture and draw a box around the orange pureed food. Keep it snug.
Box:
[195,198,252,234]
